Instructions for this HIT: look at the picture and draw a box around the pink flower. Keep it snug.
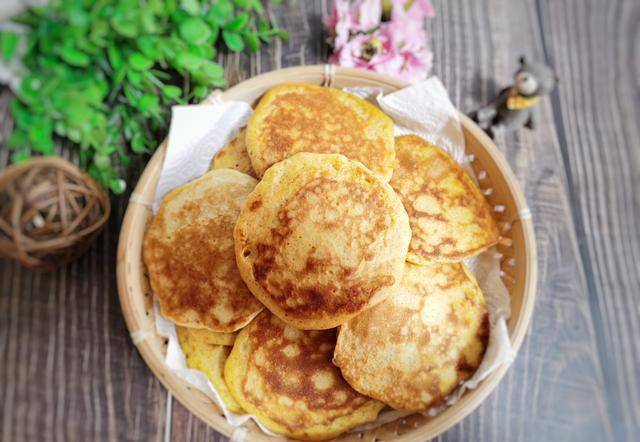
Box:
[392,0,435,19]
[355,0,382,30]
[325,0,383,48]
[326,0,434,82]
[329,30,385,67]
[324,0,354,48]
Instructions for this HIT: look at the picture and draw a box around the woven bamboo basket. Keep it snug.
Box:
[116,66,537,441]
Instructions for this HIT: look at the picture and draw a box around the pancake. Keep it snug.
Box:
[234,153,411,330]
[143,169,264,332]
[246,83,395,181]
[209,128,256,177]
[177,326,244,414]
[175,325,236,347]
[334,261,489,411]
[224,311,385,440]
[390,135,499,263]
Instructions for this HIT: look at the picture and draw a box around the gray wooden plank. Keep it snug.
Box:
[170,399,226,442]
[534,0,640,439]
[0,233,169,442]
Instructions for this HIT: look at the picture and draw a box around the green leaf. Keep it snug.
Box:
[148,0,169,14]
[275,28,289,40]
[1,31,19,60]
[28,118,54,154]
[258,26,289,42]
[111,11,139,38]
[210,76,226,87]
[162,85,182,100]
[224,13,249,31]
[11,150,31,164]
[180,0,201,15]
[129,52,154,71]
[126,69,143,87]
[68,7,90,27]
[249,0,264,14]
[131,133,146,153]
[136,36,162,60]
[210,0,234,25]
[107,44,123,70]
[115,145,132,166]
[54,121,66,137]
[258,19,270,32]
[233,0,251,8]
[113,65,127,85]
[193,85,208,100]
[158,37,177,58]
[67,127,82,143]
[187,43,215,59]
[123,85,141,105]
[108,178,126,194]
[243,31,260,52]
[179,17,212,45]
[199,60,224,79]
[89,21,109,47]
[176,52,203,70]
[59,46,90,67]
[18,75,43,105]
[76,35,101,56]
[97,145,116,156]
[137,94,159,112]
[140,9,160,34]
[93,153,111,169]
[5,129,28,150]
[222,30,244,51]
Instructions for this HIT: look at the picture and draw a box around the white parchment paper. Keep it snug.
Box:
[150,77,514,439]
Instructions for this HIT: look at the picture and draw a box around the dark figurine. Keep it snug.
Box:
[472,57,558,137]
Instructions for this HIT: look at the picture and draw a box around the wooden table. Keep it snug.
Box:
[1,1,638,441]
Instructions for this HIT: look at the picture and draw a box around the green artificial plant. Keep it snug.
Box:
[0,0,287,193]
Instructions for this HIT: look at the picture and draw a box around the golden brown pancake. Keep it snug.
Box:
[177,326,244,413]
[390,135,499,263]
[176,325,236,347]
[143,169,264,332]
[334,262,489,411]
[224,311,385,440]
[209,128,256,177]
[234,153,411,330]
[246,83,395,181]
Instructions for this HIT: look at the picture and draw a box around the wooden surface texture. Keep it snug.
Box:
[1,0,638,441]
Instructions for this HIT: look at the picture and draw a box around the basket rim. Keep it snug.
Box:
[116,65,537,441]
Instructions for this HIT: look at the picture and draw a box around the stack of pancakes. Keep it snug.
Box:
[143,83,499,441]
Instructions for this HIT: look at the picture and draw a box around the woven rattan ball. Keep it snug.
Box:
[0,157,110,270]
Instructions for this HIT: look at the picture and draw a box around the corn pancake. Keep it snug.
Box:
[390,135,499,263]
[246,83,395,181]
[143,169,264,332]
[334,262,489,411]
[225,311,385,440]
[177,327,244,413]
[176,325,236,346]
[234,153,411,330]
[209,128,256,177]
